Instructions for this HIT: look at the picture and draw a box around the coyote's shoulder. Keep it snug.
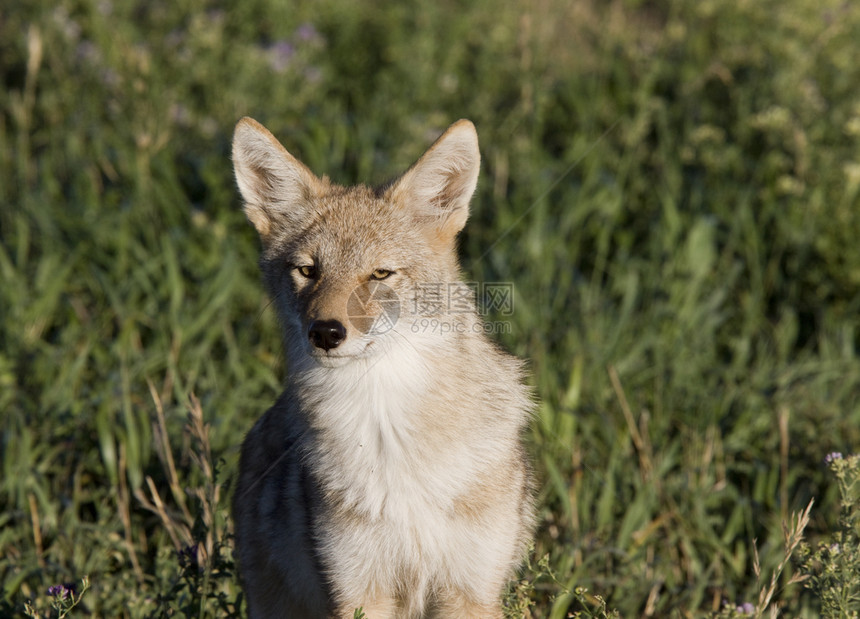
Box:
[232,117,535,619]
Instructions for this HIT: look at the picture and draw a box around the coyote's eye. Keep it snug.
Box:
[297,265,317,279]
[370,268,393,280]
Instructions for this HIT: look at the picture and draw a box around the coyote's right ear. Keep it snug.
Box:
[232,117,323,239]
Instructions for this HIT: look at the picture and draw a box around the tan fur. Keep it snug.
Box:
[232,117,535,618]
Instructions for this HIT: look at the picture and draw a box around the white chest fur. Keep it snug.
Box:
[296,337,471,522]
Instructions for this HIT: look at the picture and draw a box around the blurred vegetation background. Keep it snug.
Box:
[2,0,860,616]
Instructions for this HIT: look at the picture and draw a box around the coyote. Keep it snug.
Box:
[231,117,534,618]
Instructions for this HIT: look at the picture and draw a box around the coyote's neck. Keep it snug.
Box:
[290,335,471,521]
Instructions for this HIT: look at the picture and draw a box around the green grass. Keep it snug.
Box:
[2,0,860,616]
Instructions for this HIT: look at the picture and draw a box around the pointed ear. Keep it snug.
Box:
[386,119,480,245]
[232,117,324,239]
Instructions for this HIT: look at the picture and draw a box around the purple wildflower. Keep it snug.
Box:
[206,9,225,24]
[295,23,320,42]
[177,543,199,570]
[169,103,191,126]
[304,66,322,83]
[75,40,100,64]
[736,602,755,615]
[52,7,82,41]
[47,584,70,599]
[267,40,295,73]
[825,452,843,464]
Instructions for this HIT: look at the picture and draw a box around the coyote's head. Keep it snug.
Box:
[232,118,480,367]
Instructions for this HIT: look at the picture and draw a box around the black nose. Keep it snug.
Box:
[308,320,347,351]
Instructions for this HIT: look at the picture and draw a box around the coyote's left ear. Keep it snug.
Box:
[386,119,480,245]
